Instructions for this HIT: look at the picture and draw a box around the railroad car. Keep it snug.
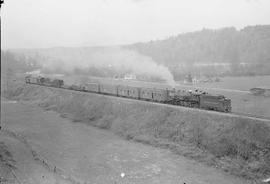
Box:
[128,86,140,99]
[38,77,64,88]
[152,89,169,102]
[118,85,140,99]
[51,79,64,88]
[35,76,43,84]
[140,88,154,101]
[68,84,85,91]
[117,85,128,97]
[25,75,31,83]
[99,84,118,96]
[84,83,100,93]
[39,77,51,85]
[25,75,37,83]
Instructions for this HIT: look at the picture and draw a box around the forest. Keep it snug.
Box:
[127,25,270,79]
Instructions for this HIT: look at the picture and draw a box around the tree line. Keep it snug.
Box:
[127,25,270,78]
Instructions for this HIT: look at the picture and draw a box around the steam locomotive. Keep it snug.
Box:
[25,75,231,112]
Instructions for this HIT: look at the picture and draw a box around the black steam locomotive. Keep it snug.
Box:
[25,75,231,112]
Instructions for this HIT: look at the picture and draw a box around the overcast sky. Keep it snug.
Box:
[2,0,270,49]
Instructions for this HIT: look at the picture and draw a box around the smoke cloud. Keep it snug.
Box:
[37,47,176,87]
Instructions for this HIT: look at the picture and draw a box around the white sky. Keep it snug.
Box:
[2,0,270,49]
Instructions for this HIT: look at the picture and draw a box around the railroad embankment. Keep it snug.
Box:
[3,82,270,182]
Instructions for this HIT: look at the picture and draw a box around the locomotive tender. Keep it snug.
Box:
[25,75,231,112]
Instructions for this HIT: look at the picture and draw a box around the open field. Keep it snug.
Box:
[2,79,270,182]
[192,76,270,91]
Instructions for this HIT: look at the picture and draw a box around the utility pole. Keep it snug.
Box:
[0,0,4,130]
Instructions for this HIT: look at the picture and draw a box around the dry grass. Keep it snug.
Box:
[3,81,270,182]
[0,142,16,170]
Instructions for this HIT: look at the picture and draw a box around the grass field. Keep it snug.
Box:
[193,75,270,91]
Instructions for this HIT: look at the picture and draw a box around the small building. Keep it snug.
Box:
[25,69,41,75]
[250,87,270,96]
[124,74,136,80]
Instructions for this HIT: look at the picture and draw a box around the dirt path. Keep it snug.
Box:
[1,98,250,184]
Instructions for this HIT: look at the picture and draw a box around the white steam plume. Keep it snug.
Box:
[38,47,176,87]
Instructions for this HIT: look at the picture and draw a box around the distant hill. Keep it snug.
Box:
[127,25,270,65]
[126,25,270,78]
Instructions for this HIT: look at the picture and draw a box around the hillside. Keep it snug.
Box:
[126,25,270,78]
[2,79,270,182]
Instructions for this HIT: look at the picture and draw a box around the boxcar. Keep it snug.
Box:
[100,84,118,95]
[35,76,45,84]
[118,85,127,97]
[35,76,43,84]
[68,84,83,91]
[140,88,154,101]
[128,86,140,99]
[84,83,100,93]
[51,79,64,87]
[118,85,140,99]
[152,89,169,102]
[39,77,51,86]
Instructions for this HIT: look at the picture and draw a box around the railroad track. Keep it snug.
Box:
[232,112,270,122]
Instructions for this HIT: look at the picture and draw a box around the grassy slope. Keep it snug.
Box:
[2,82,270,182]
[0,141,16,183]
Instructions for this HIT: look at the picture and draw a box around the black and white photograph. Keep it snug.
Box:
[1,0,270,183]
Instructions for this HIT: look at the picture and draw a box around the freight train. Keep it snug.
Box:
[25,75,231,112]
